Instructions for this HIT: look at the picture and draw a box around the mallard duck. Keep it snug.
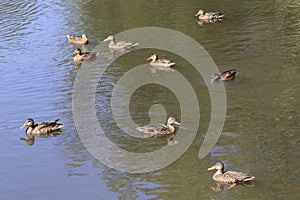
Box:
[136,117,180,145]
[67,34,88,45]
[208,162,255,184]
[72,48,99,63]
[147,54,175,69]
[20,118,64,135]
[197,17,222,26]
[195,9,224,20]
[211,69,238,82]
[103,35,139,50]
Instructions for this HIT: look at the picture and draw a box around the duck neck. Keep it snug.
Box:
[26,126,33,134]
[166,124,175,133]
[109,40,115,47]
[216,168,224,174]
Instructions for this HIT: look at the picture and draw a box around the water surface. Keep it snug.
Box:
[0,0,299,199]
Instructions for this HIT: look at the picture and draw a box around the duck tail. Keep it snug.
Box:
[218,13,224,19]
[54,119,64,128]
[224,69,237,73]
[132,42,139,47]
[136,127,144,132]
[244,176,255,182]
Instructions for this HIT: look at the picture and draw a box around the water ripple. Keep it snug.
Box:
[0,0,43,44]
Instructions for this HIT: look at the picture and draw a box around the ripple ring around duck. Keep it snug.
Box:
[72,27,226,173]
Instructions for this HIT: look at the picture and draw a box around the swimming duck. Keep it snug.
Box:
[67,34,88,45]
[197,17,222,26]
[103,35,139,50]
[72,48,98,63]
[211,69,238,82]
[147,54,175,69]
[20,118,64,135]
[136,117,180,145]
[195,9,224,20]
[208,162,255,184]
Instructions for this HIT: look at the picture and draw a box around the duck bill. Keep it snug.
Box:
[147,56,152,60]
[103,37,110,42]
[207,166,215,170]
[20,123,27,129]
[172,121,181,128]
[195,12,200,16]
[174,121,181,126]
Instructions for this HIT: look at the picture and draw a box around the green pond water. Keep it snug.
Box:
[1,0,299,199]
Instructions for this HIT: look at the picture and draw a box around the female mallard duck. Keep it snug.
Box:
[147,54,175,68]
[208,162,255,184]
[103,35,139,50]
[195,9,224,20]
[72,48,99,63]
[67,33,88,45]
[211,69,238,82]
[136,117,180,145]
[20,118,64,135]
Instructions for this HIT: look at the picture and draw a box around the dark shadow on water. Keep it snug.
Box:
[20,130,63,146]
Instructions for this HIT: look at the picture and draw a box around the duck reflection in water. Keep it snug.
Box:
[209,181,255,192]
[20,130,62,146]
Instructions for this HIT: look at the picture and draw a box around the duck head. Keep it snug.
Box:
[195,9,204,16]
[20,118,34,129]
[147,54,158,61]
[103,35,114,42]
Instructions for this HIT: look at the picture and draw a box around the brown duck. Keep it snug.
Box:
[20,118,64,135]
[67,34,88,45]
[136,117,180,145]
[72,48,98,63]
[208,162,255,184]
[195,9,224,20]
[211,69,238,82]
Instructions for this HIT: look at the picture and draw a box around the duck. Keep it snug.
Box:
[197,17,221,26]
[211,69,238,82]
[147,54,175,69]
[20,118,64,135]
[195,9,224,20]
[136,117,180,145]
[72,48,99,63]
[103,35,139,50]
[208,162,255,184]
[67,33,88,45]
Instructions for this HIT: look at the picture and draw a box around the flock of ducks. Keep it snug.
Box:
[20,8,253,189]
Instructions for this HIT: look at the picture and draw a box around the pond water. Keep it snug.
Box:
[1,0,299,199]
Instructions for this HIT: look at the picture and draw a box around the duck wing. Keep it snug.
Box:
[210,12,224,19]
[159,59,175,65]
[221,69,238,80]
[34,119,64,134]
[225,171,255,182]
[137,124,169,138]
[115,41,139,49]
[213,172,239,183]
[67,35,81,41]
